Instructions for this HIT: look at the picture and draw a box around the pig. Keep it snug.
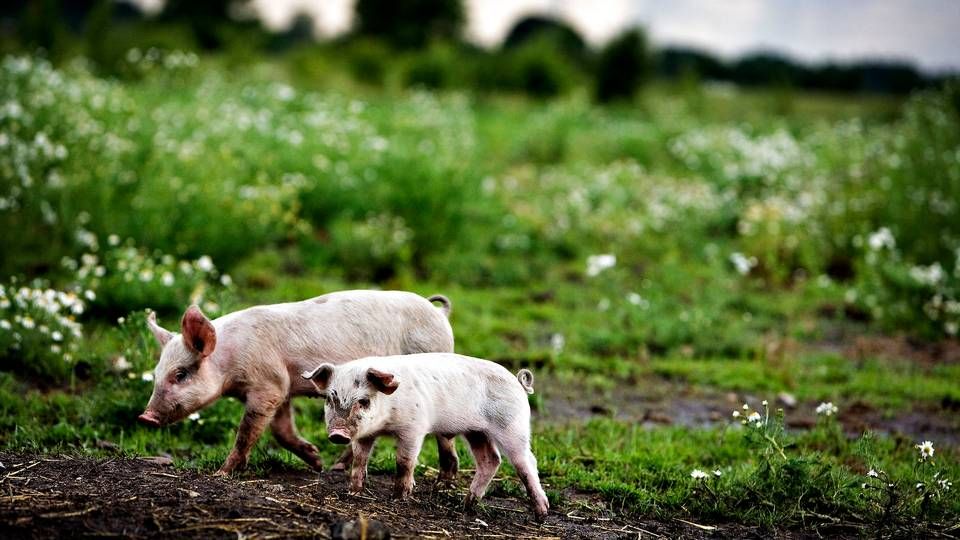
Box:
[138,290,459,476]
[301,353,550,519]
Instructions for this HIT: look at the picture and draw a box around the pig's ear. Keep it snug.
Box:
[301,363,335,390]
[366,368,399,395]
[146,310,173,347]
[180,305,216,358]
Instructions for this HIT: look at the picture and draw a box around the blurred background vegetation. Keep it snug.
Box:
[1,0,959,529]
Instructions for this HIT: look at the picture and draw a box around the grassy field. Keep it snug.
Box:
[1,53,959,536]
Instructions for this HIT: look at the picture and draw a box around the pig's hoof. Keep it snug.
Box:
[213,469,230,477]
[438,470,457,483]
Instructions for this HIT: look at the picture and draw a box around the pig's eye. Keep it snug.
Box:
[358,398,371,408]
[174,368,189,383]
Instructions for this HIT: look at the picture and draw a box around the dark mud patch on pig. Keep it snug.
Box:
[536,376,960,445]
[0,452,776,539]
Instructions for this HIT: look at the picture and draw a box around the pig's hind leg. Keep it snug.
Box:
[270,400,323,472]
[493,428,550,520]
[463,431,501,507]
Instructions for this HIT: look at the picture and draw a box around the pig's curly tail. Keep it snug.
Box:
[516,369,535,394]
[428,294,452,318]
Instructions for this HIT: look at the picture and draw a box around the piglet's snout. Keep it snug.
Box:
[328,428,351,445]
[138,411,161,427]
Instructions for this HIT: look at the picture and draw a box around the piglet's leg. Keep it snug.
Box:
[496,433,550,520]
[436,435,459,482]
[270,400,323,472]
[463,432,501,507]
[394,435,425,499]
[218,407,274,475]
[331,447,353,471]
[349,437,375,494]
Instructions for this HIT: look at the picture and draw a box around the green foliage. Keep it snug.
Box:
[595,28,651,103]
[353,0,465,50]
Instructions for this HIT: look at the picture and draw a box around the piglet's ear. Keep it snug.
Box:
[181,305,216,358]
[301,363,335,391]
[146,310,173,347]
[366,368,399,395]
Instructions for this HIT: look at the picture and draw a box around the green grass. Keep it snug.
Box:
[651,356,960,410]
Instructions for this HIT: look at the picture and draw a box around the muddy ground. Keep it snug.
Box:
[0,452,779,539]
[540,376,960,445]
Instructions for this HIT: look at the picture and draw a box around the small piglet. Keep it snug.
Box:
[302,353,550,519]
[138,290,458,475]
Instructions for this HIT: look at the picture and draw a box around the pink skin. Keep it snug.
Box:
[137,291,456,476]
[303,354,550,519]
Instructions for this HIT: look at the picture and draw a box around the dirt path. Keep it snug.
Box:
[0,452,770,539]
[539,376,960,445]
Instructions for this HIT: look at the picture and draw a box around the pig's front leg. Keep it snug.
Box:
[349,437,375,494]
[270,400,323,472]
[394,434,425,499]
[217,403,278,475]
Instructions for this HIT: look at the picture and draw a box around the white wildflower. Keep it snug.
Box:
[916,440,935,461]
[141,371,154,382]
[51,330,63,342]
[188,412,201,421]
[867,469,879,478]
[690,469,708,480]
[910,263,944,286]
[815,402,838,416]
[729,252,757,275]
[21,316,35,329]
[732,411,741,418]
[196,255,214,272]
[0,320,10,330]
[586,254,616,277]
[713,470,722,477]
[550,333,565,354]
[867,227,895,250]
[161,272,175,287]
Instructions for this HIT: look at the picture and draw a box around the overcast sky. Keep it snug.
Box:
[139,0,960,72]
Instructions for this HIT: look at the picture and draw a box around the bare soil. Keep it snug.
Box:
[0,452,778,539]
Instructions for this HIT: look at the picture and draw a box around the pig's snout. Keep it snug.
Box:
[328,428,351,445]
[138,411,162,427]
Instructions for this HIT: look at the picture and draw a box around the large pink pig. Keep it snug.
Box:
[302,353,550,519]
[138,290,457,476]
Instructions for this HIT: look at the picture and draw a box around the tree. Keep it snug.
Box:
[353,0,464,49]
[503,15,587,66]
[594,27,650,103]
